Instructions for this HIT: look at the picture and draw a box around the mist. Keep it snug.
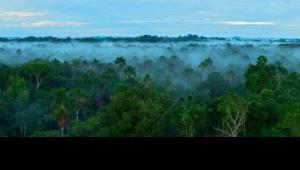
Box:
[1,37,300,95]
[1,38,300,69]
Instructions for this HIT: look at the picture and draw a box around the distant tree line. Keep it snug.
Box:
[1,35,300,43]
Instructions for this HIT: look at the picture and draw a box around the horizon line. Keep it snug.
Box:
[0,34,300,40]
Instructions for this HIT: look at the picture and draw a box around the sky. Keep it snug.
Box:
[0,0,300,38]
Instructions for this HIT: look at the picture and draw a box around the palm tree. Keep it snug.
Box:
[199,57,213,81]
[53,103,68,136]
[51,88,69,136]
[114,57,127,79]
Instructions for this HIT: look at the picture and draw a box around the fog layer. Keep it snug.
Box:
[1,39,300,73]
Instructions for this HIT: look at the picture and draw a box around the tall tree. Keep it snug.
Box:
[225,64,237,84]
[1,76,30,136]
[142,74,154,88]
[114,57,127,79]
[199,57,213,81]
[178,103,206,137]
[244,55,274,94]
[216,94,248,137]
[50,88,69,135]
[18,59,55,93]
[69,88,88,121]
[182,67,194,91]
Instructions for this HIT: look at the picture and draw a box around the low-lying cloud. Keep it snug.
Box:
[5,21,90,28]
[0,11,46,20]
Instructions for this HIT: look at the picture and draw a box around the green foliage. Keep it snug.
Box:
[17,59,55,93]
[202,72,230,97]
[216,93,248,137]
[71,86,173,137]
[199,57,214,81]
[115,57,127,78]
[0,64,11,91]
[31,130,68,137]
[271,103,300,137]
[124,65,136,84]
[0,55,299,137]
[244,55,285,94]
[176,103,207,137]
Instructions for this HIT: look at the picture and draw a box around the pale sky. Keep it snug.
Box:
[0,0,300,38]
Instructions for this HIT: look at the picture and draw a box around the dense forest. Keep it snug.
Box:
[0,35,213,43]
[1,51,300,137]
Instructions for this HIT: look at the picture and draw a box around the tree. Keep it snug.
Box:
[276,73,300,97]
[182,67,194,91]
[50,88,69,135]
[225,64,237,84]
[100,67,119,97]
[160,76,175,96]
[245,89,282,136]
[69,88,88,121]
[216,94,248,137]
[14,103,46,137]
[16,49,22,57]
[202,72,229,98]
[114,57,127,79]
[167,55,181,79]
[1,75,30,136]
[244,56,274,94]
[273,102,300,137]
[142,59,153,76]
[124,65,136,80]
[70,87,173,137]
[0,64,11,92]
[158,56,168,67]
[2,75,29,112]
[199,57,213,81]
[177,103,206,137]
[272,60,288,85]
[70,58,83,75]
[53,103,68,135]
[142,74,154,88]
[18,59,55,93]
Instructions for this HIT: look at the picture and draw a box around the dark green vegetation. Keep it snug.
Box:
[0,35,209,43]
[0,55,299,137]
[1,35,299,43]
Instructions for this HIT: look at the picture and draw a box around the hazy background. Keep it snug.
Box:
[1,40,300,73]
